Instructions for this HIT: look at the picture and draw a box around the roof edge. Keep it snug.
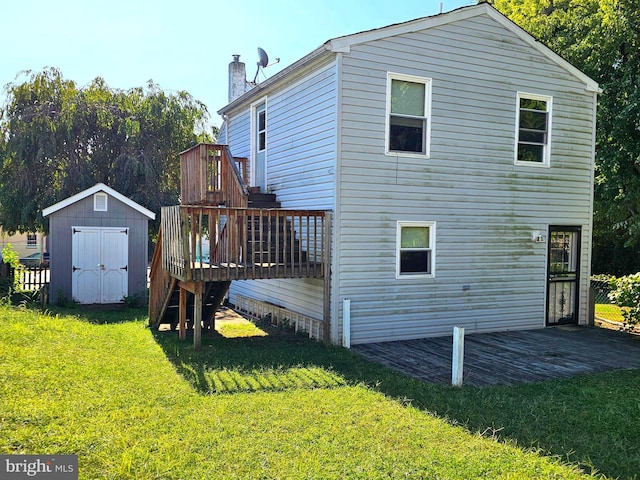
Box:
[218,45,331,115]
[42,183,156,220]
[217,2,599,114]
[325,4,485,52]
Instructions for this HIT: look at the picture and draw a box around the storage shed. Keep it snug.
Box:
[42,183,155,305]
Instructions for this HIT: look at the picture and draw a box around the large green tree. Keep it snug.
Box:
[492,0,640,274]
[0,68,211,234]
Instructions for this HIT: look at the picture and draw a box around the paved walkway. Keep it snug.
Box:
[351,326,640,387]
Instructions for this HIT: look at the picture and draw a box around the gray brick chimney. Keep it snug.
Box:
[228,55,247,103]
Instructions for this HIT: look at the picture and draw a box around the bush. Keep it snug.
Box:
[608,273,640,326]
[1,244,23,292]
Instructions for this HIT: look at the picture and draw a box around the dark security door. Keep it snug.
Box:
[547,226,581,325]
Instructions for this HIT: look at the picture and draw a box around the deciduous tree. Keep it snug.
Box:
[492,0,640,274]
[0,68,211,234]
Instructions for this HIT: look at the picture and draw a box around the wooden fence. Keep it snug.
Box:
[19,266,50,291]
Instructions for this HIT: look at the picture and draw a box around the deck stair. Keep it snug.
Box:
[148,143,331,347]
[248,191,281,208]
[246,213,306,267]
[158,280,231,331]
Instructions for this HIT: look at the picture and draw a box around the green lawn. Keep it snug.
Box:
[595,303,625,322]
[1,305,638,479]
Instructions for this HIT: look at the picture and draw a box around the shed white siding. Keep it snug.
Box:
[228,57,338,318]
[336,14,595,343]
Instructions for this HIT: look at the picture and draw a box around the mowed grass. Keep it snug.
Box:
[595,303,625,322]
[1,306,637,479]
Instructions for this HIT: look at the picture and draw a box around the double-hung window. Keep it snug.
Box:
[516,92,552,166]
[387,73,431,156]
[257,108,266,152]
[26,233,37,248]
[397,221,435,278]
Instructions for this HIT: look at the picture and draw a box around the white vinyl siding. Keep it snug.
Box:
[221,9,596,346]
[227,57,337,320]
[337,13,595,344]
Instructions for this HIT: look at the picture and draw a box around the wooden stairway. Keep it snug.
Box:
[248,191,281,208]
[245,191,307,266]
[149,192,294,333]
[148,144,331,348]
[158,280,231,332]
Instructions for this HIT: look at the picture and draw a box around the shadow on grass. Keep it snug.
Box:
[153,323,640,479]
[42,304,149,324]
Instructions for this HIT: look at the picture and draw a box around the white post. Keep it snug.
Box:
[342,299,351,348]
[452,326,464,387]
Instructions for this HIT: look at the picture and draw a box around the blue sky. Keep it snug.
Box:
[2,0,474,127]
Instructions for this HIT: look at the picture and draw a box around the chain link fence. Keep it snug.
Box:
[591,278,624,323]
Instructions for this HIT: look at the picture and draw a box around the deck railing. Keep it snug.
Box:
[148,229,177,326]
[160,205,330,282]
[180,143,248,207]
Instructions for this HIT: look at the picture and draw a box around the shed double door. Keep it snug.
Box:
[72,227,128,304]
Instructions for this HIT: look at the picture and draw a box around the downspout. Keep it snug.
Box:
[331,52,344,345]
[584,89,598,325]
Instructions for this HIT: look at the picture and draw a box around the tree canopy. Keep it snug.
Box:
[0,68,212,234]
[492,0,640,273]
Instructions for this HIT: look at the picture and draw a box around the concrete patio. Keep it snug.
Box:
[351,326,640,387]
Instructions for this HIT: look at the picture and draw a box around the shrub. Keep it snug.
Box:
[1,244,24,292]
[608,272,640,326]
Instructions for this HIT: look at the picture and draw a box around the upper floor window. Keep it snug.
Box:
[257,108,266,152]
[387,73,432,156]
[516,92,552,166]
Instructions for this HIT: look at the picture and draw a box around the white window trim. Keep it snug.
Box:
[26,233,37,249]
[514,91,553,167]
[385,72,432,158]
[396,221,436,279]
[94,192,108,212]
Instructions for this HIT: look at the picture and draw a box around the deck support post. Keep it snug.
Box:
[452,326,465,387]
[193,282,203,350]
[179,287,187,340]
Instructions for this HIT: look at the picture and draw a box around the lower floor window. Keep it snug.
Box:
[397,221,435,278]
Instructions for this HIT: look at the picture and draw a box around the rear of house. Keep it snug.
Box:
[218,3,598,345]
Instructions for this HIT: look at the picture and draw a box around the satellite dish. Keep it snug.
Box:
[252,47,280,84]
[257,47,269,68]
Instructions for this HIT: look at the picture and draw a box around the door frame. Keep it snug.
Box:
[250,98,267,191]
[546,225,581,326]
[71,226,129,304]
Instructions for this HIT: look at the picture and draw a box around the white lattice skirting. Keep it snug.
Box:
[233,294,323,341]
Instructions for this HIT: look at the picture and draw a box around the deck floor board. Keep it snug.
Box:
[352,326,640,387]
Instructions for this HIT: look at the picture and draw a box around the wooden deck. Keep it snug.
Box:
[149,144,333,345]
[351,326,640,387]
[160,205,330,283]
